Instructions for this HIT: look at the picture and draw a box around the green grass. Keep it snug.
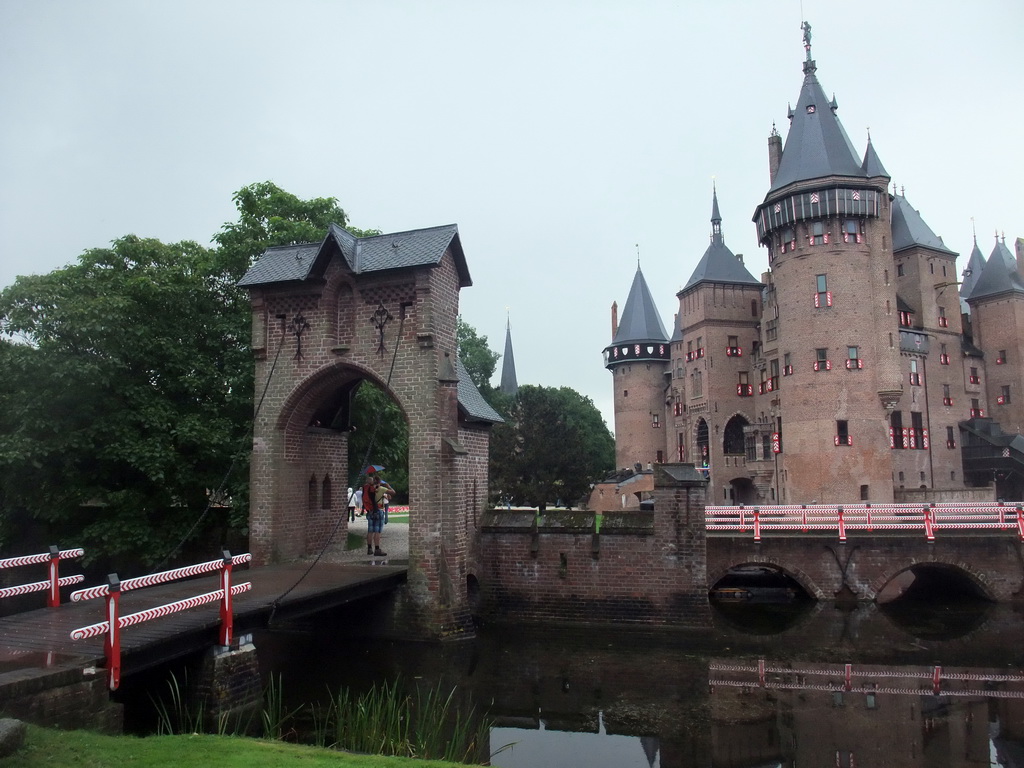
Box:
[7,724,469,768]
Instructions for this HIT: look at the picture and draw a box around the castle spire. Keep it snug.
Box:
[499,312,519,396]
[711,181,723,244]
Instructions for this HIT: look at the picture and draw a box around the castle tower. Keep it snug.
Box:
[890,192,967,492]
[673,186,763,504]
[967,235,1024,434]
[604,264,670,469]
[751,23,902,503]
[499,315,519,396]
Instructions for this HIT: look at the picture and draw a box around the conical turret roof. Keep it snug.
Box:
[891,193,955,255]
[768,26,865,193]
[499,317,519,396]
[683,187,761,292]
[612,265,669,345]
[861,137,889,178]
[959,235,986,314]
[968,235,1024,302]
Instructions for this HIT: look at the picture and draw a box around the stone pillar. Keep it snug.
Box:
[194,642,263,734]
[652,463,712,625]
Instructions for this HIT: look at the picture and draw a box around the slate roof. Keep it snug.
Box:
[861,138,889,178]
[682,189,761,292]
[768,54,865,193]
[968,237,1024,302]
[499,318,519,396]
[891,194,955,255]
[456,357,503,424]
[238,223,471,288]
[612,266,669,345]
[959,238,986,314]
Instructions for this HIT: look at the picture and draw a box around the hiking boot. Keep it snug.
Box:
[374,548,387,557]
[367,545,373,555]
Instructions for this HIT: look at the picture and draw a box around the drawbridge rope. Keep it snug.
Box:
[152,319,289,573]
[267,307,407,627]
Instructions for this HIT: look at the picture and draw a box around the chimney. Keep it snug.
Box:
[611,301,619,337]
[768,129,783,186]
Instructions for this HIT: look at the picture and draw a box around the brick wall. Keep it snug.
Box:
[473,465,711,628]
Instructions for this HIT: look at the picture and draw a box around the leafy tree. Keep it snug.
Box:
[456,317,500,395]
[0,182,375,569]
[0,237,250,568]
[489,385,614,510]
[346,383,409,502]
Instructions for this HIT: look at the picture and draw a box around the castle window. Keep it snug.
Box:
[769,358,780,390]
[843,219,864,243]
[727,335,742,357]
[783,352,793,376]
[938,306,948,328]
[971,398,983,418]
[691,370,703,398]
[813,347,831,372]
[656,450,663,463]
[745,434,758,461]
[845,346,862,370]
[939,343,950,365]
[809,221,828,246]
[969,367,980,385]
[910,411,927,450]
[890,410,904,449]
[814,274,832,307]
[623,389,628,397]
[781,228,796,253]
[677,433,685,462]
[946,425,956,449]
[762,433,772,459]
[737,371,753,397]
[835,420,851,446]
[765,319,778,342]
[897,263,905,277]
[909,360,922,386]
[999,385,1011,405]
[942,384,953,406]
[652,414,660,428]
[997,349,1007,365]
[751,300,758,317]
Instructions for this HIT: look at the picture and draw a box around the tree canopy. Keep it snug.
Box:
[488,385,615,510]
[456,317,500,395]
[0,182,362,568]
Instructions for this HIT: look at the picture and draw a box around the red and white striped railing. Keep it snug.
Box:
[709,660,1024,700]
[706,502,1024,542]
[0,546,84,607]
[69,551,251,691]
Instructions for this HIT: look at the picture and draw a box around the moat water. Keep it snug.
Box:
[250,597,1024,768]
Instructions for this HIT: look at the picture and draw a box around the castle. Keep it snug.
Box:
[601,25,1024,509]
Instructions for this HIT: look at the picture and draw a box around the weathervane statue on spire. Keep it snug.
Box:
[801,21,812,57]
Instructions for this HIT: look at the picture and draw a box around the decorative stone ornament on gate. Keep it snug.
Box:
[238,223,502,638]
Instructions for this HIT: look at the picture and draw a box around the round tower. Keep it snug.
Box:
[751,24,901,503]
[604,265,671,470]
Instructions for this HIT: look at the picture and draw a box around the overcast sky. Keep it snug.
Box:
[2,1,1021,428]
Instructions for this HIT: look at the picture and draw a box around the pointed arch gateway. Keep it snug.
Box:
[238,224,502,638]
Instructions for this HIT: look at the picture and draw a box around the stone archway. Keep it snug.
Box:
[239,224,499,638]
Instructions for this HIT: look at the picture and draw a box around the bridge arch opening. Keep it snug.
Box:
[877,563,993,604]
[878,564,993,639]
[710,564,813,603]
[710,564,814,634]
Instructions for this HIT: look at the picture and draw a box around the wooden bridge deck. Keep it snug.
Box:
[0,561,406,682]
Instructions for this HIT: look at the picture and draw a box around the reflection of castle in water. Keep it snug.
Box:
[709,660,1024,767]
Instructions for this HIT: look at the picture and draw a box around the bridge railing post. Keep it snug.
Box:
[105,574,122,692]
[924,505,935,543]
[1017,506,1024,543]
[753,508,761,543]
[837,506,846,543]
[47,545,60,608]
[218,549,234,648]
